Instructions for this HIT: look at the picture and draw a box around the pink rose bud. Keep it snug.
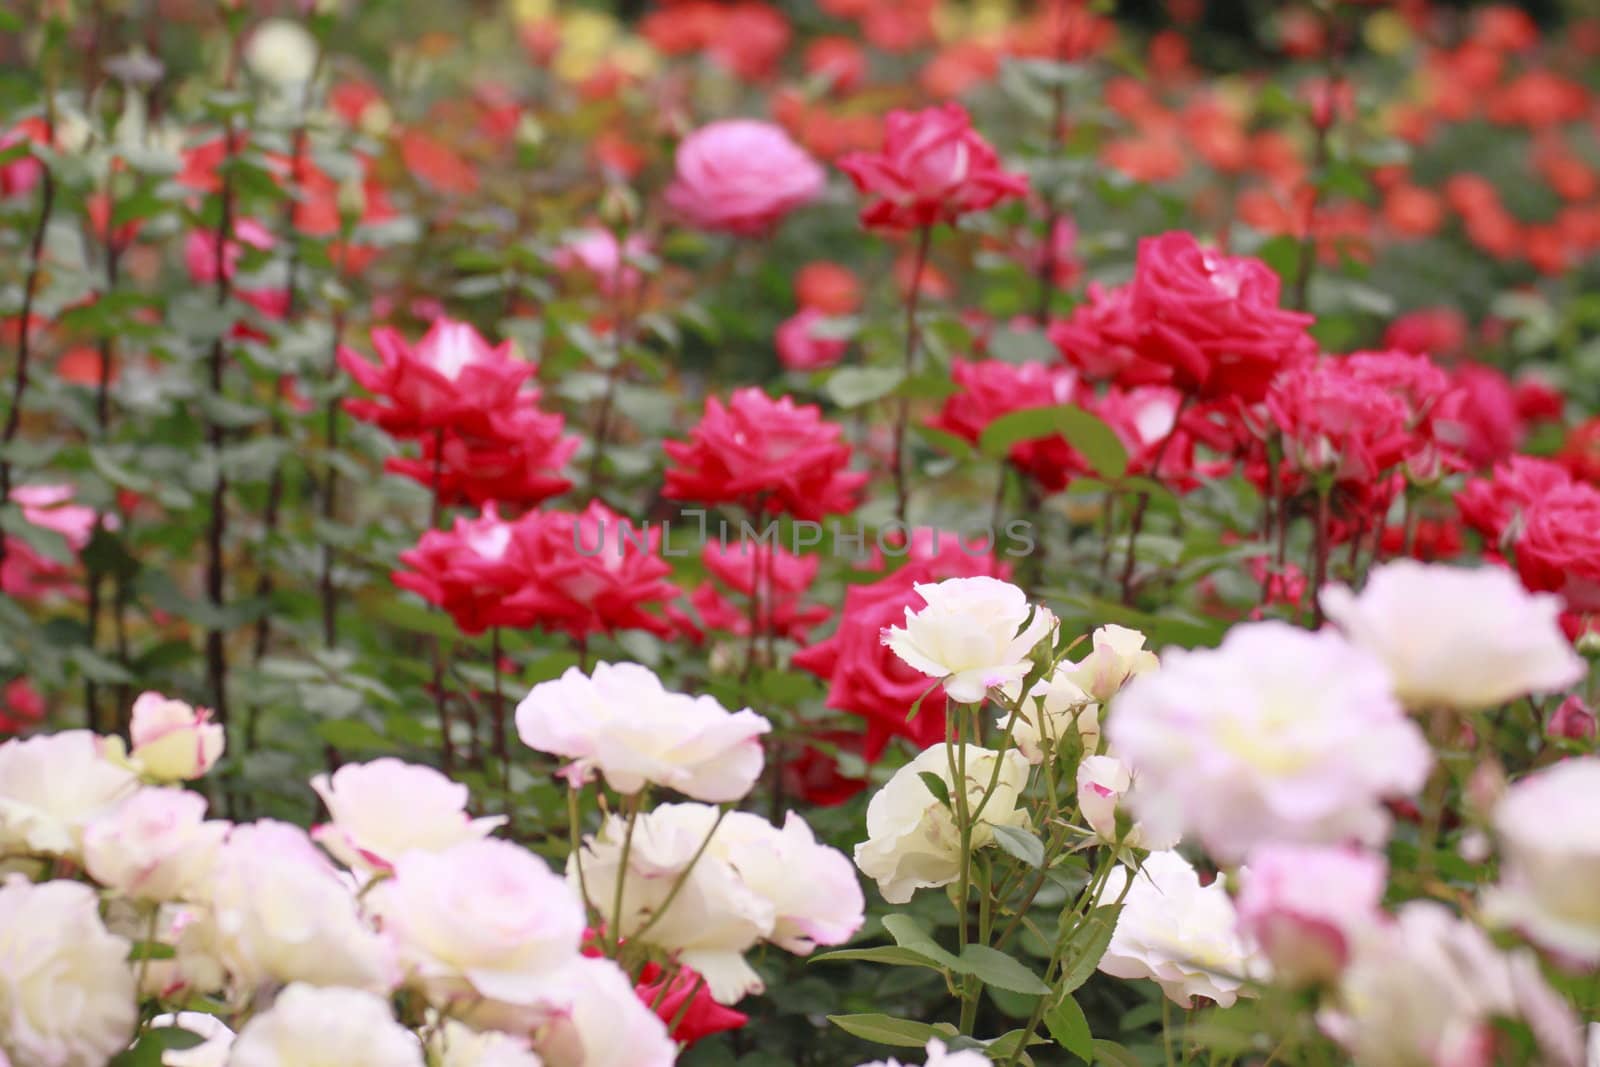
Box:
[1235,844,1387,987]
[1547,695,1597,741]
[129,691,225,780]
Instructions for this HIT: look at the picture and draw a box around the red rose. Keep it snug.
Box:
[838,103,1028,232]
[341,318,535,440]
[664,120,825,236]
[1047,282,1167,387]
[1557,417,1600,484]
[384,400,579,509]
[1454,456,1573,544]
[1126,231,1315,402]
[1434,363,1525,469]
[1382,307,1468,358]
[634,962,747,1047]
[0,678,45,735]
[1092,386,1198,486]
[392,506,535,635]
[1265,361,1415,485]
[775,308,848,372]
[930,359,1086,492]
[1514,484,1600,611]
[663,388,866,520]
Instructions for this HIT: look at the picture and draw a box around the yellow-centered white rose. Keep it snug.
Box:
[883,577,1055,704]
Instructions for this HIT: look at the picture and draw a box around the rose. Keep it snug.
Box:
[883,576,1055,704]
[663,387,867,520]
[129,692,225,781]
[1075,754,1175,851]
[1097,850,1258,1008]
[228,984,423,1067]
[712,810,864,955]
[384,400,578,511]
[854,743,1031,904]
[515,662,770,802]
[1455,456,1574,545]
[1322,561,1584,712]
[1234,844,1386,987]
[208,821,395,992]
[553,227,651,297]
[929,360,1086,492]
[83,787,228,902]
[838,102,1028,231]
[243,19,319,88]
[633,961,747,1048]
[1108,622,1432,862]
[0,730,139,859]
[0,876,137,1067]
[0,120,46,199]
[373,838,584,1007]
[1125,231,1314,402]
[1010,668,1098,763]
[664,120,825,235]
[527,957,676,1067]
[776,308,849,372]
[310,758,506,873]
[1516,485,1600,613]
[392,505,538,635]
[429,1022,542,1067]
[1065,624,1160,703]
[1265,361,1416,484]
[1483,757,1600,964]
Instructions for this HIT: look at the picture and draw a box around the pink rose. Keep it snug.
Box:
[1235,844,1387,986]
[776,308,849,372]
[130,692,225,781]
[664,120,825,235]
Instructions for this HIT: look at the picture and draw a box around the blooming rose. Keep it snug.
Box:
[83,787,228,902]
[664,120,825,235]
[208,820,395,992]
[529,957,676,1067]
[517,662,768,801]
[712,810,864,955]
[1098,850,1258,1008]
[340,318,534,439]
[429,1021,542,1067]
[857,1039,994,1067]
[1234,845,1386,987]
[776,308,849,372]
[373,838,583,1007]
[929,360,1086,492]
[854,743,1031,904]
[634,961,748,1048]
[149,1013,234,1067]
[1076,754,1175,852]
[554,226,651,297]
[569,803,774,1003]
[384,401,578,511]
[883,577,1055,704]
[1515,484,1600,613]
[1322,561,1583,712]
[838,103,1028,231]
[229,984,424,1067]
[1125,231,1314,402]
[392,506,535,635]
[1107,622,1432,862]
[1266,361,1415,485]
[0,730,139,858]
[1454,456,1574,546]
[129,692,225,781]
[795,260,861,314]
[0,876,137,1067]
[1547,696,1596,741]
[663,388,867,520]
[1483,758,1600,964]
[310,758,506,873]
[1065,624,1159,703]
[1325,902,1584,1067]
[1011,668,1098,763]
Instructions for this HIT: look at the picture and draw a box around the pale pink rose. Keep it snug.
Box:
[1075,754,1176,851]
[1064,624,1159,703]
[83,787,228,902]
[11,484,102,548]
[1108,622,1432,862]
[883,577,1056,704]
[1234,844,1386,986]
[310,759,505,874]
[1483,757,1600,964]
[776,308,849,372]
[129,692,225,781]
[1322,561,1583,713]
[516,662,769,802]
[665,120,825,235]
[712,810,864,956]
[554,227,651,296]
[228,983,423,1067]
[372,838,584,1007]
[0,730,140,858]
[529,956,676,1067]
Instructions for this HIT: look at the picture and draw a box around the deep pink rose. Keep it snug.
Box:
[384,399,578,509]
[1434,362,1525,470]
[1454,456,1572,545]
[929,359,1086,492]
[1265,361,1415,485]
[664,120,825,235]
[1514,484,1600,612]
[838,102,1028,231]
[775,308,848,372]
[554,227,652,297]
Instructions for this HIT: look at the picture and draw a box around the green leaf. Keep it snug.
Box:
[987,326,1058,365]
[915,424,976,459]
[1090,1039,1143,1067]
[881,914,963,970]
[955,944,1051,995]
[810,945,948,970]
[1044,993,1094,1061]
[990,824,1045,869]
[826,366,905,408]
[917,771,953,811]
[127,940,176,961]
[1056,904,1121,994]
[977,405,1129,478]
[109,1028,206,1067]
[827,1014,945,1048]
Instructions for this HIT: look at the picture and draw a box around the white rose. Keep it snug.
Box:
[148,1012,234,1067]
[854,744,1032,905]
[710,810,864,955]
[430,1021,543,1067]
[1064,624,1159,703]
[1483,757,1600,964]
[83,787,228,902]
[129,693,225,781]
[0,876,137,1067]
[516,662,770,802]
[242,19,319,90]
[883,577,1056,704]
[1011,668,1097,763]
[372,838,583,1008]
[529,957,676,1067]
[858,1039,994,1067]
[310,759,505,873]
[208,821,394,993]
[570,802,774,1004]
[0,730,140,859]
[1076,754,1175,852]
[1322,561,1584,713]
[1098,850,1258,1008]
[229,983,423,1067]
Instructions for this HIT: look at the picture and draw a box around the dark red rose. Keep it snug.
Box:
[1455,456,1573,544]
[392,506,536,635]
[1515,483,1600,612]
[930,359,1085,492]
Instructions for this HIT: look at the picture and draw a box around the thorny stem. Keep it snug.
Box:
[0,163,55,577]
[204,121,239,733]
[890,224,934,531]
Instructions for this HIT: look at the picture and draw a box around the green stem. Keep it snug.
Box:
[610,791,645,953]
